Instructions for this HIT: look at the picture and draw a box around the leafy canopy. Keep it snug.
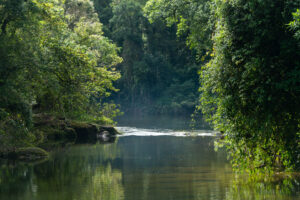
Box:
[0,0,122,150]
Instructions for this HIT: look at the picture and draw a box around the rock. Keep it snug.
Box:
[99,126,119,136]
[70,122,98,143]
[70,122,119,143]
[33,114,120,144]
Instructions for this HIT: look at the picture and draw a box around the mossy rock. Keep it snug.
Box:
[72,123,100,142]
[33,114,120,144]
[67,121,92,129]
[14,147,49,161]
[70,122,120,143]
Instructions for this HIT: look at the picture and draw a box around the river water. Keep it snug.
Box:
[0,116,299,200]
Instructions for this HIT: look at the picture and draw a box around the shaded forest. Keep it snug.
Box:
[94,0,200,115]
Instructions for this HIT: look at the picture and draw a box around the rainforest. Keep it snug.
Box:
[0,0,300,199]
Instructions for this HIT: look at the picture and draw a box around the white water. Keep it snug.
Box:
[116,126,217,137]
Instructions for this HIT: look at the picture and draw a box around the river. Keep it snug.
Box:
[0,116,299,200]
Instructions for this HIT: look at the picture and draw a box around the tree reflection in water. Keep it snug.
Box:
[0,136,299,200]
[0,142,124,200]
[225,174,300,200]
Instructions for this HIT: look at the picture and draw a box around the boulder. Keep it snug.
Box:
[69,122,119,143]
[33,114,120,144]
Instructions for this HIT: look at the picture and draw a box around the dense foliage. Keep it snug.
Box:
[1,0,299,173]
[94,0,200,115]
[0,0,122,150]
[145,0,300,172]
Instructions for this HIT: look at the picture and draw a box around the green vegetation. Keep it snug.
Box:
[0,0,122,152]
[0,0,299,174]
[94,0,199,115]
[144,0,300,172]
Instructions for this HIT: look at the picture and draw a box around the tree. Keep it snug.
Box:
[145,0,300,172]
[144,0,213,54]
[0,0,122,150]
[94,0,199,115]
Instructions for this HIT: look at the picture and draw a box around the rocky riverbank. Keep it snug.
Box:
[0,114,120,162]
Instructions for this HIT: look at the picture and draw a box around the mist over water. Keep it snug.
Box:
[116,114,211,130]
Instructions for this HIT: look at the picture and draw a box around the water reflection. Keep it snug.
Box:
[0,142,123,200]
[225,175,300,200]
[78,164,124,200]
[0,136,299,200]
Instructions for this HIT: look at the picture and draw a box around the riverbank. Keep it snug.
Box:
[0,114,120,161]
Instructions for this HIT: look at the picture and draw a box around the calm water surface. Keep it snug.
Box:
[0,117,299,200]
